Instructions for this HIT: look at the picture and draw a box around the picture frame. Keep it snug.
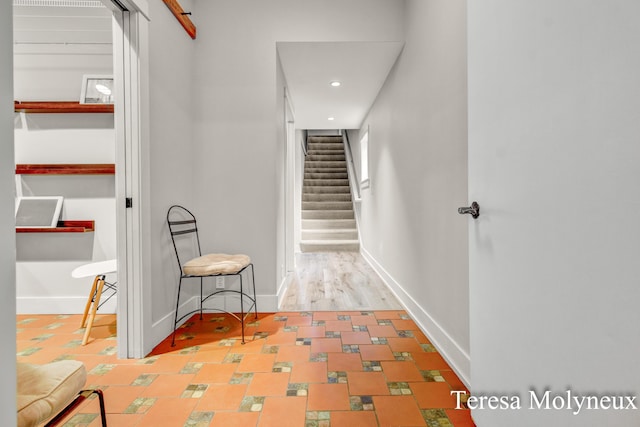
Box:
[80,75,114,104]
[15,196,64,228]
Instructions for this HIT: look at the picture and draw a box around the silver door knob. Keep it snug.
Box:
[458,201,480,219]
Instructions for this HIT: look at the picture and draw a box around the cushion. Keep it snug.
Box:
[17,360,86,427]
[183,253,251,276]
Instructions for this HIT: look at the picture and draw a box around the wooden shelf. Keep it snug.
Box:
[16,220,95,234]
[14,101,114,114]
[16,164,115,175]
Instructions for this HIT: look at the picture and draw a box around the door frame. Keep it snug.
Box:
[102,0,149,358]
[284,88,296,274]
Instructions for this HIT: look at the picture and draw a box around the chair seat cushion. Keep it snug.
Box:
[183,253,251,276]
[17,360,86,427]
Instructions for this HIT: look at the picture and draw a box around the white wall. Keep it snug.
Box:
[189,0,404,311]
[13,5,116,314]
[0,0,16,423]
[468,1,640,426]
[146,0,196,332]
[356,0,470,383]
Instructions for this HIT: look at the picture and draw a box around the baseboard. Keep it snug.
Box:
[148,293,279,355]
[360,247,471,388]
[277,273,294,308]
[17,295,117,315]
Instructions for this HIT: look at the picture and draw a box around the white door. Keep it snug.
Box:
[467,2,640,426]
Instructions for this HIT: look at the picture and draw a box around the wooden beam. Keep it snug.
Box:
[162,0,196,40]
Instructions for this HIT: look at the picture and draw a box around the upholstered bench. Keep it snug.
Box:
[17,360,106,427]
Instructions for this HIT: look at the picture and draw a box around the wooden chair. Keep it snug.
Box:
[71,259,117,345]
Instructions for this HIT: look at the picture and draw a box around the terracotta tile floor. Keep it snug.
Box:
[16,311,476,427]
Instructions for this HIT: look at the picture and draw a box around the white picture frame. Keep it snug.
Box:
[80,74,114,104]
[15,196,64,228]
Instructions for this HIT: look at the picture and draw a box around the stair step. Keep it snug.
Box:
[302,201,353,210]
[308,143,345,150]
[302,210,355,220]
[304,172,348,179]
[303,179,349,186]
[300,240,360,252]
[305,161,347,168]
[303,186,351,194]
[303,193,352,202]
[308,136,343,143]
[302,229,358,240]
[304,167,348,174]
[307,149,345,155]
[302,219,356,229]
[306,154,346,161]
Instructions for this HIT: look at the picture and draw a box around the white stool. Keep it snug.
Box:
[71,259,117,345]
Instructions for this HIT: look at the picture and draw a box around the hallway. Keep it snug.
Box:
[280,252,403,311]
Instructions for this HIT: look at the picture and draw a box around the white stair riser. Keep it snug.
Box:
[303,193,352,202]
[302,229,358,240]
[302,219,356,229]
[302,210,355,220]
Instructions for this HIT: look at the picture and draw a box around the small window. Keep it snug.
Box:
[360,129,370,189]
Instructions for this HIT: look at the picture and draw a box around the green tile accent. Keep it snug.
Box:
[223,353,244,363]
[399,313,411,320]
[300,312,313,317]
[61,413,98,426]
[53,354,74,362]
[209,317,226,323]
[274,316,288,322]
[325,331,341,338]
[388,382,412,395]
[180,345,200,355]
[213,325,231,333]
[253,331,269,339]
[184,411,214,427]
[421,409,454,427]
[342,344,360,353]
[181,384,208,398]
[421,343,437,352]
[421,370,446,382]
[17,347,42,356]
[63,340,82,348]
[177,332,197,341]
[305,411,330,427]
[377,319,393,326]
[17,318,37,325]
[273,362,292,373]
[337,315,351,320]
[328,371,347,384]
[393,351,413,361]
[296,338,312,346]
[124,397,157,414]
[100,346,118,355]
[352,325,368,332]
[89,364,114,375]
[397,330,415,338]
[219,339,237,347]
[181,362,204,374]
[360,311,374,316]
[362,361,382,372]
[283,326,298,332]
[132,373,158,386]
[230,373,253,384]
[311,320,326,326]
[310,352,327,362]
[287,383,308,396]
[137,356,159,365]
[262,345,279,354]
[350,395,374,411]
[239,396,264,412]
[43,323,64,330]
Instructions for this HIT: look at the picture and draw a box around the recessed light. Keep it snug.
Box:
[330,81,341,87]
[328,117,335,121]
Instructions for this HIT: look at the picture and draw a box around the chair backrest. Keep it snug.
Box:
[167,205,203,273]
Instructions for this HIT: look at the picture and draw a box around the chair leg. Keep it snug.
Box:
[82,276,105,346]
[81,276,99,328]
[93,389,107,427]
[199,277,203,320]
[171,276,184,347]
[240,273,245,344]
[250,263,258,319]
[44,388,107,427]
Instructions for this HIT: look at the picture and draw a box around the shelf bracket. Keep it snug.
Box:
[162,0,196,40]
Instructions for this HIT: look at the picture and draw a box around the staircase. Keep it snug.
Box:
[300,135,359,252]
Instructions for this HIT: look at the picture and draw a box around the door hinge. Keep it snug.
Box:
[126,197,133,208]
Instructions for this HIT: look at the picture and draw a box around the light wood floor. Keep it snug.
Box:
[279,251,403,311]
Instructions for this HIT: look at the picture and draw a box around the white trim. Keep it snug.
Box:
[277,273,293,308]
[360,246,471,388]
[17,296,117,314]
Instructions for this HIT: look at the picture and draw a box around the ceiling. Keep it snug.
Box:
[277,41,404,130]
